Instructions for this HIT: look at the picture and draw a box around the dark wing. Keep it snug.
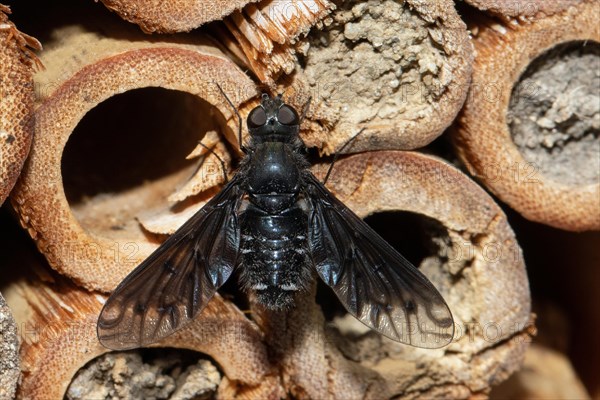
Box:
[97,176,244,350]
[305,174,454,348]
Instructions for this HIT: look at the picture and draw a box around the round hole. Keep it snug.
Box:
[509,40,600,186]
[66,349,220,399]
[62,88,223,240]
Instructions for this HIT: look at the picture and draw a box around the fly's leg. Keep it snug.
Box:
[215,82,247,153]
[198,142,228,183]
[323,128,366,185]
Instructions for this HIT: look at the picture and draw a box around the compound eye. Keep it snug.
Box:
[277,105,299,125]
[248,107,267,128]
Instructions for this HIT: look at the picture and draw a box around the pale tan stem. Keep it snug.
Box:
[2,267,279,400]
[11,16,257,293]
[491,344,591,399]
[96,0,335,83]
[97,0,258,33]
[452,1,600,231]
[221,0,335,82]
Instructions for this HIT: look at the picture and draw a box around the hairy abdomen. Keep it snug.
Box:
[239,203,310,309]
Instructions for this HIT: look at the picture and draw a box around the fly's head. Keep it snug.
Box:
[247,93,300,143]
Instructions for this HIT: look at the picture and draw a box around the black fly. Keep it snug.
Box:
[97,93,454,350]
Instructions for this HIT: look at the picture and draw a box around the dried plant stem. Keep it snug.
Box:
[96,0,336,83]
[221,0,335,82]
[453,1,600,231]
[5,150,532,399]
[492,344,591,399]
[97,0,257,33]
[286,0,474,155]
[11,16,257,293]
[3,266,280,399]
[248,150,533,399]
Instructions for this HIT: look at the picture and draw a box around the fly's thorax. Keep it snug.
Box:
[246,142,301,192]
[248,193,296,214]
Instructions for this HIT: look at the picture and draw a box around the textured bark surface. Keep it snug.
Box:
[97,0,337,83]
[0,5,39,206]
[452,1,600,231]
[463,0,585,18]
[5,272,271,400]
[97,0,258,33]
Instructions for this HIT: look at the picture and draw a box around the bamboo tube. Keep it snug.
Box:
[284,0,474,155]
[491,344,591,399]
[96,0,335,83]
[0,292,19,400]
[4,150,533,398]
[97,0,257,33]
[220,0,335,82]
[215,0,473,154]
[10,12,257,294]
[464,0,584,18]
[0,5,40,206]
[3,268,279,399]
[0,208,278,399]
[502,219,600,395]
[452,1,600,231]
[246,150,533,398]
